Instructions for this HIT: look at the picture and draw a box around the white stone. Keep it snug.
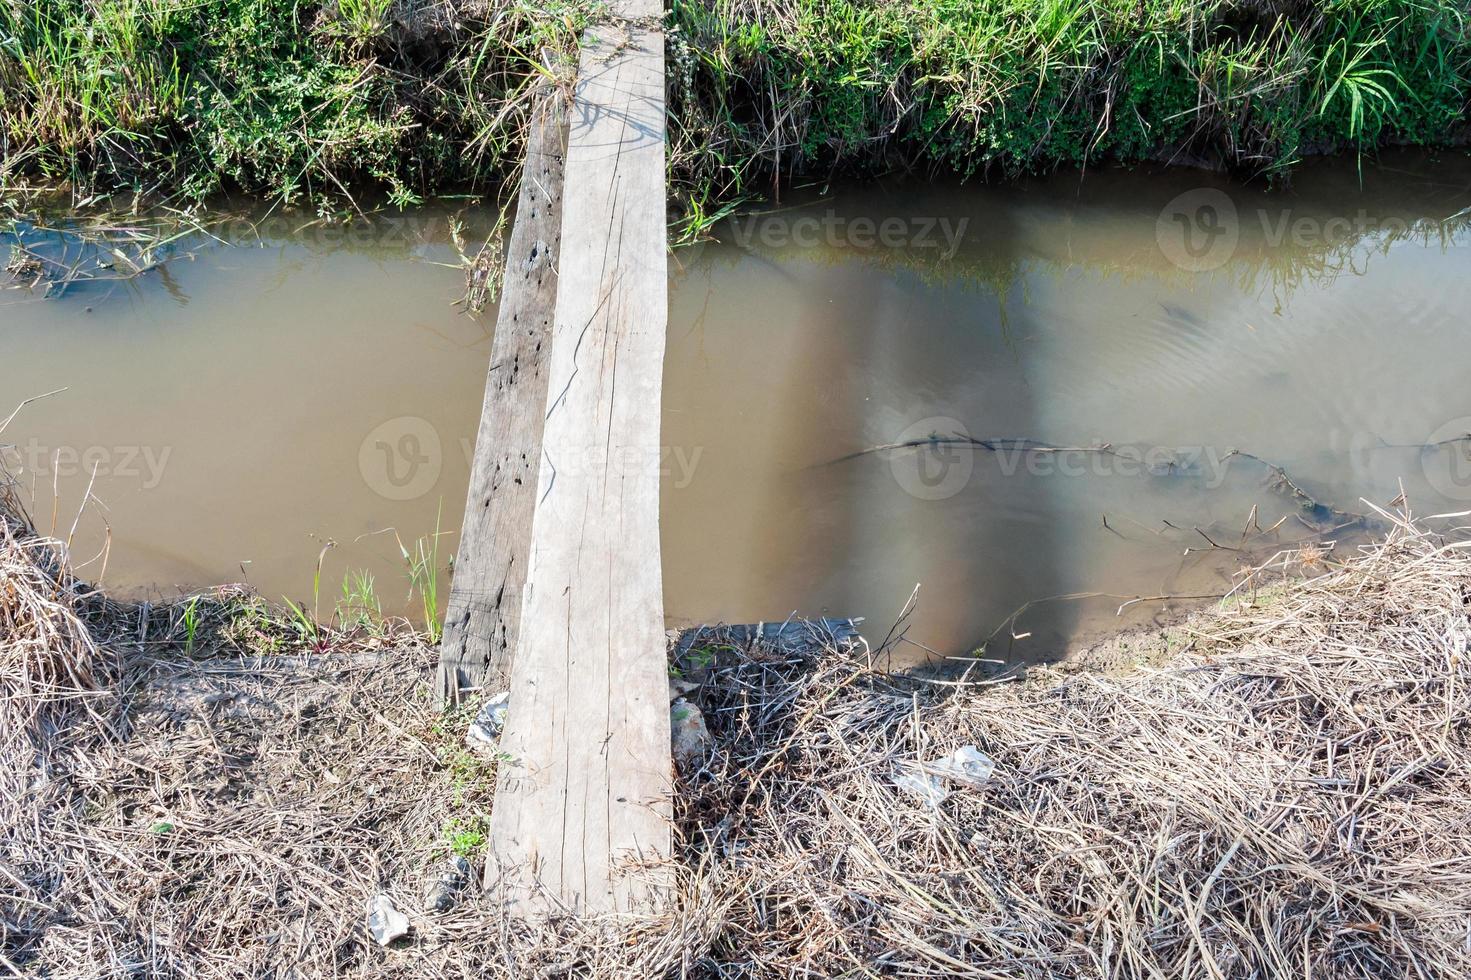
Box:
[670,697,712,766]
[366,893,409,946]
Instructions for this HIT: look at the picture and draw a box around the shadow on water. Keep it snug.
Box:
[663,152,1471,667]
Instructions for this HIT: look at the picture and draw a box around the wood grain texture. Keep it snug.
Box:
[436,90,565,705]
[487,0,671,913]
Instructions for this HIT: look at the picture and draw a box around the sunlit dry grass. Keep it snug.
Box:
[2,447,1469,975]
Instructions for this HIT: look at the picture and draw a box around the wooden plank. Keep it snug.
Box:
[436,90,566,706]
[487,0,670,913]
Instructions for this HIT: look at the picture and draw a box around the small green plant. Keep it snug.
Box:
[441,744,503,797]
[181,595,201,654]
[281,541,335,647]
[334,0,395,42]
[434,734,498,857]
[1315,36,1404,156]
[395,503,446,643]
[337,568,382,631]
[673,643,727,677]
[223,592,278,651]
[441,815,491,858]
[282,596,318,645]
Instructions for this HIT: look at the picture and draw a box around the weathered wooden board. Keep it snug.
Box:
[487,0,671,913]
[436,90,565,706]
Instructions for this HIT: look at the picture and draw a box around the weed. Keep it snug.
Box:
[395,502,446,643]
[281,596,319,646]
[666,0,1471,229]
[441,814,491,858]
[280,540,335,647]
[336,569,382,631]
[332,0,394,42]
[181,595,201,654]
[0,0,591,205]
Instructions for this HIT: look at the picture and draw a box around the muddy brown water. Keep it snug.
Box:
[4,152,1471,667]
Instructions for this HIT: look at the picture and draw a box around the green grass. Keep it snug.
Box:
[442,815,490,858]
[668,0,1471,229]
[0,0,591,205]
[336,569,383,631]
[1,0,1467,215]
[395,502,448,644]
[181,594,201,653]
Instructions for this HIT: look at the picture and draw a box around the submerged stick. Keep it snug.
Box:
[817,432,1380,530]
[1220,449,1378,530]
[816,434,1121,467]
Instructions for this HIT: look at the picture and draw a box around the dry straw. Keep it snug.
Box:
[2,466,1469,975]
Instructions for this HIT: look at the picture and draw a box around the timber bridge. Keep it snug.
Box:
[432,0,856,913]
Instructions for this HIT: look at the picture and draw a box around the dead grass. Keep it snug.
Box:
[678,510,1471,977]
[3,467,1470,975]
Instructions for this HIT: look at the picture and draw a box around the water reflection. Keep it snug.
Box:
[3,152,1470,667]
[666,152,1471,663]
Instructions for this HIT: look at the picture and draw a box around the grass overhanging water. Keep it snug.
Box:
[0,0,1467,229]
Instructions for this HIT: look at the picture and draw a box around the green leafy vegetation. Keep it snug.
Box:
[669,0,1471,226]
[181,594,201,653]
[0,0,590,204]
[336,569,384,631]
[395,502,447,644]
[441,814,491,857]
[1,0,1467,214]
[426,705,500,859]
